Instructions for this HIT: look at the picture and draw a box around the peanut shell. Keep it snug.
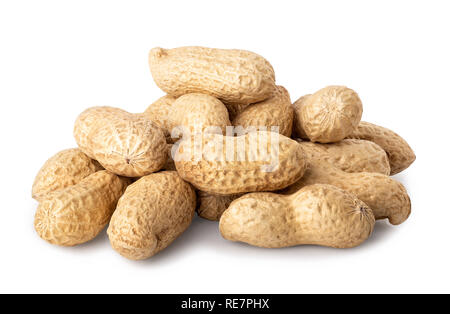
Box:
[220,184,375,249]
[293,86,363,143]
[32,148,103,201]
[74,106,167,177]
[197,191,243,221]
[174,131,307,195]
[143,95,177,141]
[232,85,294,137]
[284,159,411,225]
[148,46,276,106]
[297,139,390,175]
[347,121,416,175]
[169,93,231,138]
[34,171,129,246]
[107,171,196,260]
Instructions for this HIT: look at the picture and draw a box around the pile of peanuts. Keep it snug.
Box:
[32,46,415,260]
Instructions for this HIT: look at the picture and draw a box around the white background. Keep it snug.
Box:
[0,0,449,294]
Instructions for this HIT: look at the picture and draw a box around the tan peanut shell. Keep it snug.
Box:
[220,184,375,249]
[169,93,231,138]
[175,131,307,195]
[34,171,129,246]
[297,139,390,175]
[107,171,196,260]
[143,95,177,141]
[197,191,243,221]
[347,121,416,175]
[32,148,103,201]
[292,94,311,139]
[284,159,411,225]
[232,85,294,137]
[74,106,167,177]
[148,46,276,106]
[293,86,363,143]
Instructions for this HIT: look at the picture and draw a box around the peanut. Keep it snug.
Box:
[144,94,231,143]
[347,121,416,175]
[284,159,411,225]
[32,148,103,201]
[143,95,177,141]
[297,139,390,175]
[197,191,243,221]
[232,85,294,137]
[169,93,231,139]
[74,106,167,177]
[220,184,375,249]
[107,171,196,260]
[174,131,307,195]
[148,46,276,106]
[34,170,130,246]
[292,94,311,139]
[293,86,363,143]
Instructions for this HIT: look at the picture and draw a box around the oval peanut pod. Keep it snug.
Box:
[292,94,311,139]
[73,106,119,157]
[197,191,243,221]
[32,148,103,201]
[74,106,167,177]
[220,184,375,249]
[174,131,307,195]
[34,171,130,246]
[347,121,416,175]
[297,139,390,175]
[148,46,276,106]
[107,171,196,260]
[232,86,294,137]
[293,86,363,143]
[143,95,177,141]
[284,159,411,225]
[169,93,231,139]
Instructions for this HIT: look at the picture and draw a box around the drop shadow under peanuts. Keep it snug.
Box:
[391,172,410,188]
[362,220,397,247]
[72,228,111,251]
[213,219,399,258]
[108,217,399,263]
[143,215,222,264]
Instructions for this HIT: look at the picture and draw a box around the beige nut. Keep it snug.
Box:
[34,171,130,246]
[107,171,196,260]
[197,191,243,221]
[169,93,231,139]
[148,46,276,106]
[74,106,167,177]
[32,148,103,201]
[143,95,177,141]
[292,94,311,139]
[174,131,307,195]
[347,121,416,175]
[220,184,375,249]
[297,139,390,175]
[232,86,294,137]
[293,86,363,143]
[284,159,411,225]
